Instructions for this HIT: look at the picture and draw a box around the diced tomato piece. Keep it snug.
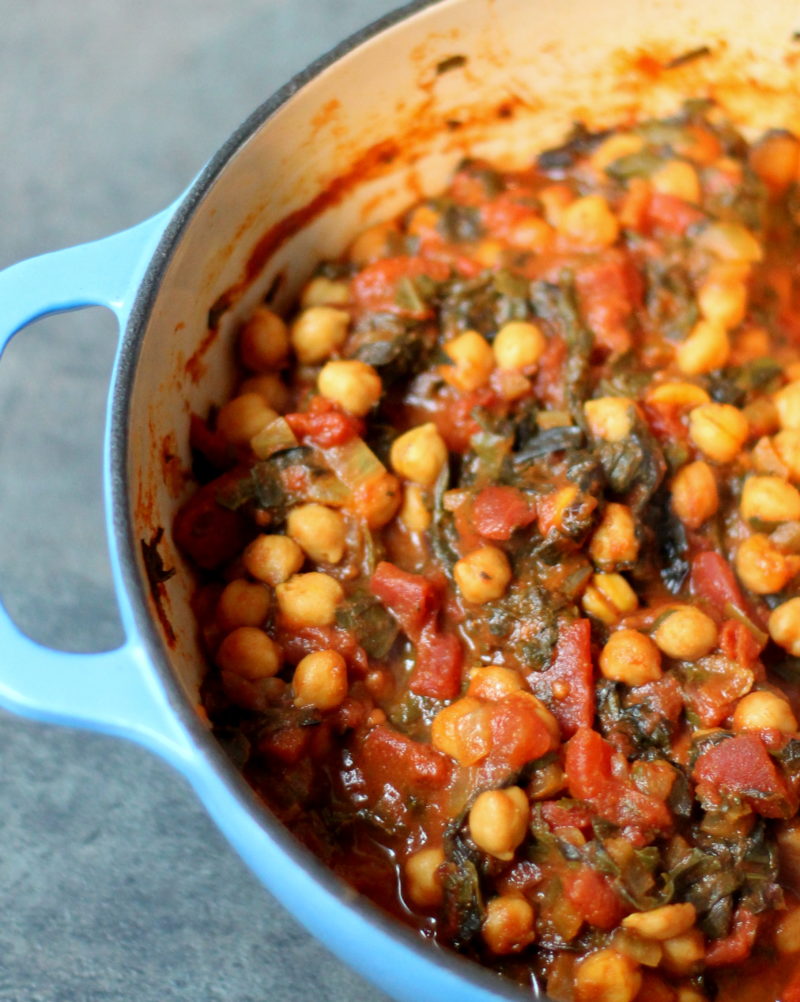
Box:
[625,675,684,731]
[693,734,797,818]
[350,256,450,315]
[565,727,672,835]
[441,386,502,453]
[644,191,705,235]
[564,727,614,801]
[370,562,441,638]
[410,623,463,701]
[641,400,688,444]
[705,907,760,968]
[574,253,636,355]
[173,469,253,569]
[690,551,751,620]
[358,724,452,798]
[540,800,594,833]
[719,618,767,672]
[285,396,364,448]
[563,866,625,930]
[488,692,555,769]
[479,191,540,239]
[529,619,595,737]
[533,335,567,410]
[471,485,535,540]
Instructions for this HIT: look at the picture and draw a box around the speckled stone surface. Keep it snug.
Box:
[0,3,401,999]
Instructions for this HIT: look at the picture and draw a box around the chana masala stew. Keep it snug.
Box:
[174,103,800,1002]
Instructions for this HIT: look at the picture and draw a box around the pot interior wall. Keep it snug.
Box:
[125,0,800,705]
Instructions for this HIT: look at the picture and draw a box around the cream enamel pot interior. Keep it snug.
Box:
[1,1,800,999]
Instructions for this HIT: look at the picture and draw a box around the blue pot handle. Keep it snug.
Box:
[0,205,195,767]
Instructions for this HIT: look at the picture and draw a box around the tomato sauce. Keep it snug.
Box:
[176,104,800,1001]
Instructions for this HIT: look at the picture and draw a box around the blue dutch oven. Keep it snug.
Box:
[0,0,795,998]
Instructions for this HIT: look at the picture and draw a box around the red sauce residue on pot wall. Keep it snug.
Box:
[244,137,401,284]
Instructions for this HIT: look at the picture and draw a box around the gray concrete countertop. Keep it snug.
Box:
[0,2,401,999]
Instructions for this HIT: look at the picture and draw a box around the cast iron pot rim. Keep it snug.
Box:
[108,1,534,999]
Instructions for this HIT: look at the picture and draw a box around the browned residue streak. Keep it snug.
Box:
[161,431,188,499]
[244,137,402,284]
[140,527,177,648]
[185,287,238,384]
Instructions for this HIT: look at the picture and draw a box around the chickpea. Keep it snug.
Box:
[398,484,431,532]
[697,278,747,331]
[584,397,635,443]
[468,786,529,860]
[454,546,512,603]
[431,697,492,766]
[622,903,696,941]
[492,321,546,371]
[653,606,718,661]
[590,132,645,172]
[735,533,800,594]
[574,949,642,1002]
[239,307,290,371]
[769,597,800,656]
[659,929,705,976]
[508,215,554,253]
[404,847,445,908]
[216,627,282,680]
[300,276,350,309]
[239,372,290,413]
[287,503,346,564]
[390,423,448,487]
[698,221,763,264]
[292,649,348,711]
[216,579,270,632]
[774,429,800,482]
[740,475,800,523]
[539,183,574,226]
[589,503,639,570]
[776,381,800,430]
[348,220,399,265]
[600,629,662,686]
[216,392,277,446]
[352,470,402,529]
[688,402,749,464]
[467,666,524,702]
[317,359,382,416]
[676,320,730,375]
[581,572,639,625]
[652,160,701,203]
[775,905,800,953]
[733,689,798,734]
[558,194,619,249]
[481,894,536,955]
[671,461,719,529]
[749,130,800,196]
[646,382,710,408]
[290,306,350,364]
[443,330,495,392]
[676,989,708,1002]
[275,572,344,627]
[243,533,304,586]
